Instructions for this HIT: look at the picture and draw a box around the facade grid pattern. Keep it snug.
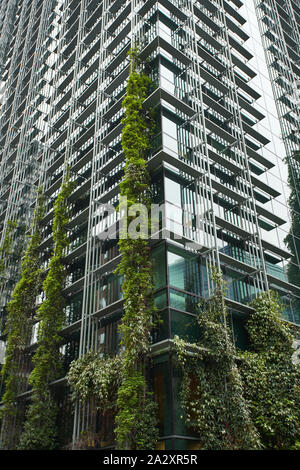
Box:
[0,0,299,450]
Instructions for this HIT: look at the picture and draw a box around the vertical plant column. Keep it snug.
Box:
[18,176,73,450]
[114,49,158,450]
[174,269,260,450]
[0,190,45,449]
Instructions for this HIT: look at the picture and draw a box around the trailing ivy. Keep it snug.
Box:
[68,352,123,413]
[68,351,158,449]
[174,269,261,450]
[0,190,45,449]
[18,176,74,450]
[114,48,158,450]
[239,291,300,449]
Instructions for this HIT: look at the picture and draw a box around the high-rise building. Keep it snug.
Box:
[0,0,299,450]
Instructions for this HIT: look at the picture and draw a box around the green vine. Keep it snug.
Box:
[114,47,158,450]
[174,268,261,450]
[18,175,74,450]
[239,291,300,449]
[0,190,45,449]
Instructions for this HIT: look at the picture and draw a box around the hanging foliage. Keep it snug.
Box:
[68,352,158,450]
[18,175,74,450]
[68,352,123,412]
[174,268,261,450]
[239,291,300,449]
[0,190,45,449]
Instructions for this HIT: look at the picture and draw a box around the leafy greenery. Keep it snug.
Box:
[175,269,300,450]
[0,190,45,449]
[68,352,123,412]
[239,291,300,449]
[68,354,158,450]
[0,220,17,343]
[18,176,73,450]
[115,368,158,450]
[114,48,158,450]
[174,269,260,450]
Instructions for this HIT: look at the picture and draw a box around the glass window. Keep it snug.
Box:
[168,251,185,290]
[170,309,200,342]
[168,246,202,296]
[154,357,172,436]
[165,177,182,206]
[169,289,199,314]
[154,289,168,309]
[152,243,167,289]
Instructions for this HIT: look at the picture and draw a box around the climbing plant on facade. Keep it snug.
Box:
[239,291,300,449]
[114,47,158,450]
[174,268,261,450]
[18,175,74,450]
[0,189,45,449]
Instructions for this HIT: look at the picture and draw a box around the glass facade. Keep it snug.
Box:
[0,0,299,449]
